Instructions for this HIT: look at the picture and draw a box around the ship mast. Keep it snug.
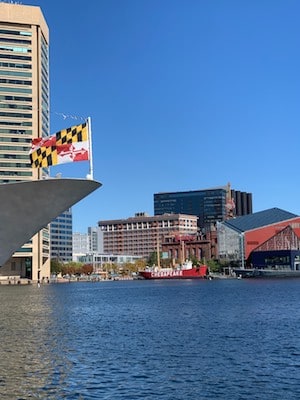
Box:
[181,240,185,264]
[157,234,161,269]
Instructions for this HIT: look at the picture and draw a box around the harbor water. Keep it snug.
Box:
[1,278,300,399]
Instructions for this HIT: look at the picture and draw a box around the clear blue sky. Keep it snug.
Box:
[26,0,300,232]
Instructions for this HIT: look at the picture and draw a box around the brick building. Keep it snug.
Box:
[162,230,218,264]
[98,212,198,259]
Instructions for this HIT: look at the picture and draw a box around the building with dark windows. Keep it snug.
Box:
[50,208,73,262]
[154,183,252,230]
[231,189,253,216]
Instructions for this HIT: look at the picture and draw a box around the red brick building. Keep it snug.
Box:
[162,230,218,264]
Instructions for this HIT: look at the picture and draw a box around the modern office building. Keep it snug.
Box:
[0,3,50,280]
[154,183,252,230]
[88,226,103,253]
[98,212,198,259]
[73,232,89,257]
[50,208,73,262]
[72,227,103,261]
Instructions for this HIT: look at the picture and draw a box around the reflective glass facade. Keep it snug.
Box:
[154,186,253,230]
[154,188,227,228]
[50,209,73,262]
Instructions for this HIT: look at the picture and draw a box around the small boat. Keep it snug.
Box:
[139,260,208,280]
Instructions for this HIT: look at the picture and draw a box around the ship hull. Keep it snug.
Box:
[139,266,208,280]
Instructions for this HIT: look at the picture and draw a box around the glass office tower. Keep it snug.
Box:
[50,209,73,263]
[154,185,252,230]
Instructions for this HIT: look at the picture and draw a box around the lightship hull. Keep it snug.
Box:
[139,266,208,280]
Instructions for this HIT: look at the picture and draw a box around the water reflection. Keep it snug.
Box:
[0,285,71,399]
[1,280,300,399]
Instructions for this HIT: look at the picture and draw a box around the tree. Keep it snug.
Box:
[189,255,199,266]
[135,259,147,270]
[50,259,62,275]
[147,252,160,266]
[206,259,222,273]
[81,264,93,275]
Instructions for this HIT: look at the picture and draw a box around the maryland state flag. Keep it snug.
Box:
[30,122,89,168]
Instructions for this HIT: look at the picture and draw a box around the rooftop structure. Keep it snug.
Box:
[222,207,297,233]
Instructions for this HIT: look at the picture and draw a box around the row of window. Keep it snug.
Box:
[0,87,32,93]
[0,70,32,77]
[51,241,73,246]
[0,129,32,135]
[0,94,32,102]
[0,178,30,183]
[0,29,32,37]
[0,53,31,61]
[0,78,31,85]
[103,225,195,232]
[0,162,31,168]
[0,45,31,54]
[0,37,31,45]
[0,112,32,118]
[0,145,30,151]
[0,171,32,176]
[0,121,32,127]
[51,230,73,235]
[0,105,32,112]
[0,61,31,69]
[0,154,29,159]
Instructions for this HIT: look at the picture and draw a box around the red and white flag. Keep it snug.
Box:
[57,141,89,164]
[31,135,56,152]
[29,122,90,168]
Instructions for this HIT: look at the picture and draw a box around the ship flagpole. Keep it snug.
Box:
[87,116,94,180]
